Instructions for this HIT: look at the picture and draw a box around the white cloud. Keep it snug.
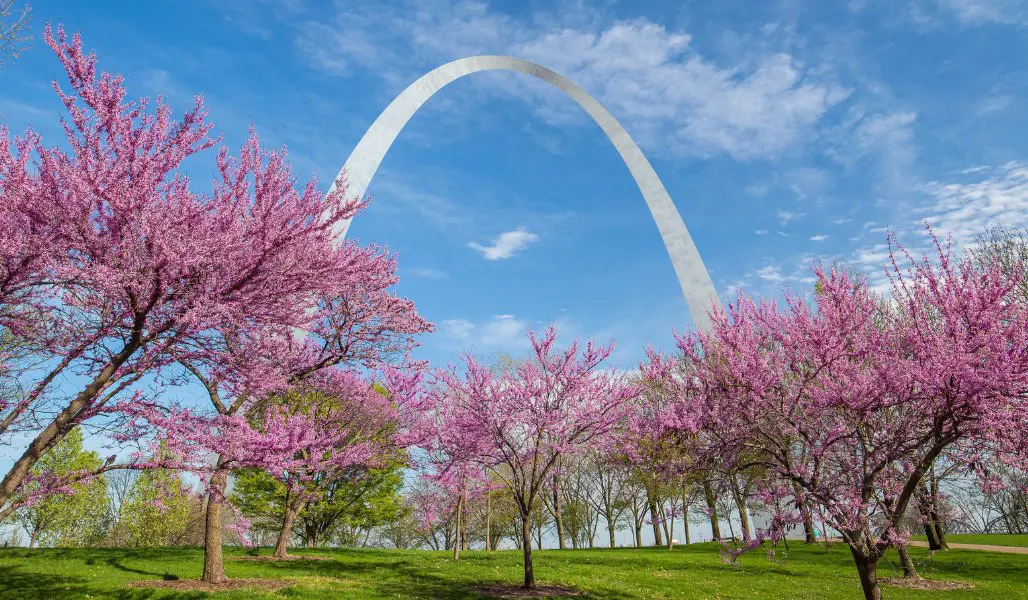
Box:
[919,162,1028,246]
[936,0,1028,26]
[755,229,770,235]
[777,210,804,225]
[440,314,530,349]
[468,227,539,260]
[850,0,1028,28]
[977,94,1013,116]
[810,234,828,241]
[757,265,785,283]
[440,318,475,339]
[411,267,448,279]
[293,2,850,160]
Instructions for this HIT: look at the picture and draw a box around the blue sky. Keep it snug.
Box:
[4,0,1028,371]
[3,0,1028,547]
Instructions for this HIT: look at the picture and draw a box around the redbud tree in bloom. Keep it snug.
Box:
[119,366,428,559]
[0,27,378,518]
[647,232,1028,600]
[168,255,429,582]
[430,327,639,589]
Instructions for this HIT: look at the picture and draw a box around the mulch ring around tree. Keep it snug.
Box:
[473,583,584,598]
[126,578,296,593]
[230,554,333,562]
[881,577,976,591]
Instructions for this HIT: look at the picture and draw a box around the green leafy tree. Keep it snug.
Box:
[13,428,110,547]
[232,459,407,549]
[118,467,195,547]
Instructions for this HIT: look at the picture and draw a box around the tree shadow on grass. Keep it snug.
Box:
[261,555,636,600]
[0,564,204,600]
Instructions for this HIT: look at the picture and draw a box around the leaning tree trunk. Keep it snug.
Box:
[649,500,664,546]
[848,545,882,600]
[703,479,721,540]
[273,492,304,560]
[201,459,230,584]
[521,512,535,589]
[730,475,752,542]
[897,544,920,579]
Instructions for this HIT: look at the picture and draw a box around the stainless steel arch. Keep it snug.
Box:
[330,56,719,331]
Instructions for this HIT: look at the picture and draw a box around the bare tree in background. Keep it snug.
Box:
[1,1,31,68]
[972,226,1028,304]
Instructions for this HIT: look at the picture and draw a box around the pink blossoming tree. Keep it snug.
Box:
[429,327,639,589]
[0,27,378,521]
[648,232,1028,600]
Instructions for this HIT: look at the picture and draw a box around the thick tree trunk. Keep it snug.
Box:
[608,515,617,548]
[897,544,920,579]
[521,513,535,589]
[735,495,751,542]
[649,500,663,546]
[934,520,949,549]
[634,519,643,548]
[273,494,302,560]
[201,462,230,584]
[28,531,37,549]
[849,546,882,600]
[703,480,721,540]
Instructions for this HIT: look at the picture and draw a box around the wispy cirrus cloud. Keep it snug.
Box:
[468,227,539,260]
[284,1,850,161]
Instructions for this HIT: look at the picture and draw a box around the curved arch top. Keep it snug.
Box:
[329,55,719,331]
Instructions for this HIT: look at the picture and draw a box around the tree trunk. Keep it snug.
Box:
[608,515,617,548]
[897,544,920,579]
[703,480,721,540]
[201,462,230,584]
[634,514,643,547]
[273,493,302,560]
[682,491,692,545]
[485,493,492,552]
[792,481,816,543]
[521,512,535,589]
[552,485,566,550]
[453,496,462,561]
[849,546,882,600]
[660,504,672,548]
[28,530,37,549]
[735,492,751,542]
[649,500,663,546]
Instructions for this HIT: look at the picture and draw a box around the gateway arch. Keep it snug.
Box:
[329,56,719,331]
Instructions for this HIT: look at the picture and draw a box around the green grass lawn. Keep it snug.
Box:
[1,542,1026,599]
[912,534,1028,548]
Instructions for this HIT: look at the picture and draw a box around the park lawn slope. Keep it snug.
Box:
[912,534,1028,548]
[0,543,1026,599]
